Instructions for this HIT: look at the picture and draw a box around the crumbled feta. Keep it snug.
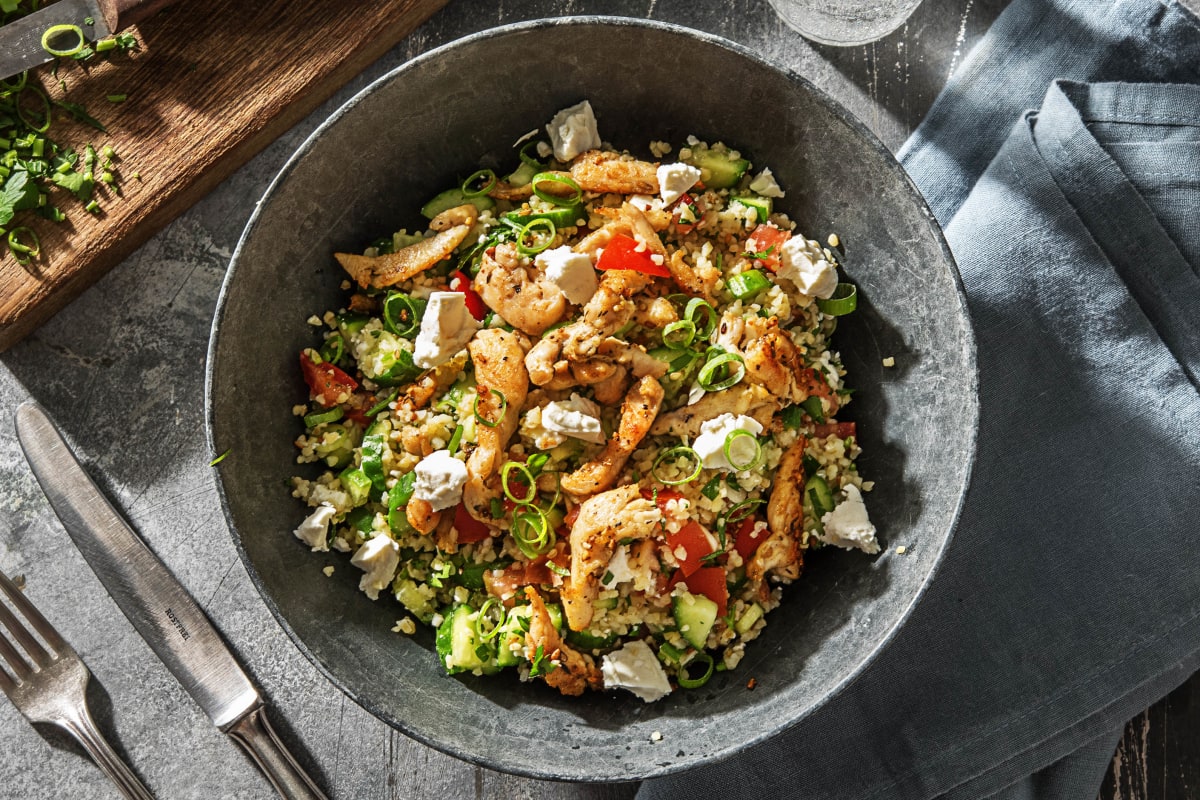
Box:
[412,450,468,512]
[777,237,838,299]
[350,535,400,599]
[413,291,480,369]
[657,162,702,205]
[692,413,764,471]
[536,246,598,305]
[748,167,785,198]
[293,503,335,552]
[601,640,673,702]
[818,484,880,554]
[606,545,637,587]
[628,194,664,212]
[541,393,605,444]
[545,100,602,162]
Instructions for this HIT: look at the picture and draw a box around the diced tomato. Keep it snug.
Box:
[454,503,491,544]
[299,350,358,407]
[449,269,489,321]
[745,224,791,272]
[798,367,838,411]
[666,520,715,578]
[813,421,857,440]
[682,566,728,617]
[733,516,768,560]
[595,234,671,278]
[671,193,699,234]
[644,488,686,514]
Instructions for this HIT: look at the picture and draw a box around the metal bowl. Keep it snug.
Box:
[206,17,976,781]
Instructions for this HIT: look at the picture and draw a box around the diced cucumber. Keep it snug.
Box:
[339,466,372,507]
[672,591,718,649]
[730,195,772,222]
[735,602,764,635]
[360,433,388,491]
[494,609,528,668]
[394,579,437,624]
[684,149,750,189]
[506,160,538,187]
[313,423,358,469]
[386,472,416,535]
[420,187,495,219]
[594,595,619,611]
[336,312,371,335]
[727,269,772,301]
[565,628,618,652]
[435,604,487,674]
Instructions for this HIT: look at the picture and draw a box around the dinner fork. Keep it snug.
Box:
[0,568,154,799]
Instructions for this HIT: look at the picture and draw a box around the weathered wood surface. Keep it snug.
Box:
[1,0,1195,797]
[1099,674,1200,800]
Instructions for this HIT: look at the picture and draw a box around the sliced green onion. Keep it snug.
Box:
[318,333,345,366]
[512,504,554,558]
[472,388,507,428]
[41,24,85,57]
[658,642,686,664]
[106,93,127,103]
[531,172,582,206]
[304,406,344,428]
[723,430,763,471]
[684,298,717,339]
[816,283,857,316]
[475,598,507,641]
[6,227,40,265]
[17,85,51,133]
[727,269,772,300]
[697,351,746,392]
[365,389,398,419]
[677,652,715,689]
[652,446,703,486]
[209,448,232,466]
[461,168,497,198]
[662,319,696,350]
[446,424,464,457]
[501,461,537,505]
[382,291,424,337]
[547,561,570,578]
[518,140,545,168]
[515,217,556,256]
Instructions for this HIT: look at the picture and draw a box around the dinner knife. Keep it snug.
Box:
[0,0,174,81]
[14,401,327,800]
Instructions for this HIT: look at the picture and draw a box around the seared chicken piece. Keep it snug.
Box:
[649,383,778,438]
[335,204,477,288]
[474,242,569,336]
[560,485,663,631]
[463,330,529,523]
[523,587,603,697]
[561,376,664,497]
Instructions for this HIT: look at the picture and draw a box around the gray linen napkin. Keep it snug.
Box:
[639,1,1200,798]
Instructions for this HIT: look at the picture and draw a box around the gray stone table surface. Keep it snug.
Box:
[0,0,1007,797]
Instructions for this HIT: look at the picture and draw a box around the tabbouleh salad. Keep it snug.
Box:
[289,101,879,702]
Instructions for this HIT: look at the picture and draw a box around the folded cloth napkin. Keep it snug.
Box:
[639,1,1200,798]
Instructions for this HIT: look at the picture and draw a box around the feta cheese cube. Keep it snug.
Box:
[777,236,838,299]
[541,393,606,444]
[412,450,469,511]
[536,245,599,305]
[600,640,673,702]
[748,167,785,198]
[413,291,481,369]
[818,484,880,554]
[657,162,702,205]
[293,503,336,552]
[350,535,400,600]
[692,413,764,471]
[545,100,602,162]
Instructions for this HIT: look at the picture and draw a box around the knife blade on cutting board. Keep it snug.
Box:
[15,400,328,800]
[0,0,175,80]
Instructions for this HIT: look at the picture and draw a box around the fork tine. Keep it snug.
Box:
[0,569,67,652]
[0,614,34,682]
[0,572,54,668]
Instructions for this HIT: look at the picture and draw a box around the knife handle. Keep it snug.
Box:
[95,0,177,32]
[226,706,328,800]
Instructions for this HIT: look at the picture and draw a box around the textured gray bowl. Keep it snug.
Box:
[206,17,977,782]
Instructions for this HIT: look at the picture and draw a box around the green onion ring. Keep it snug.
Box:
[677,652,715,689]
[318,333,345,366]
[723,430,764,471]
[1,72,28,94]
[720,499,766,538]
[651,446,703,486]
[364,389,399,419]
[461,168,497,198]
[382,292,422,337]
[531,172,583,206]
[475,598,507,641]
[515,217,556,256]
[816,283,858,316]
[6,227,40,265]
[16,85,51,133]
[662,319,696,350]
[697,352,746,392]
[40,24,85,57]
[512,504,554,557]
[684,297,717,339]
[518,141,545,168]
[501,461,537,505]
[446,424,464,457]
[472,388,507,428]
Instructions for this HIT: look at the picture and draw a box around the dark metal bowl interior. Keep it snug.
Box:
[206,17,977,782]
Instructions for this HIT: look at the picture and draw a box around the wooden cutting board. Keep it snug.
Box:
[0,0,447,351]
